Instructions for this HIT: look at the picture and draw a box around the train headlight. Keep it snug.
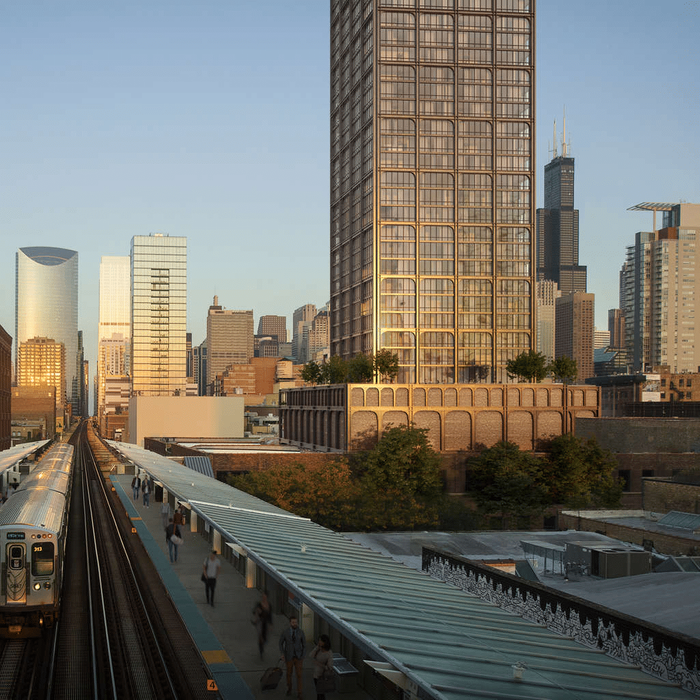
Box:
[33,583,41,590]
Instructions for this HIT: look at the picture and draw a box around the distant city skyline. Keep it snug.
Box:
[1,1,698,386]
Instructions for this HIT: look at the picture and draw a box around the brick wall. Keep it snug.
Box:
[576,417,700,453]
[643,480,700,514]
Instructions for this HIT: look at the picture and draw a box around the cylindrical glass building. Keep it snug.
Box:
[15,247,79,411]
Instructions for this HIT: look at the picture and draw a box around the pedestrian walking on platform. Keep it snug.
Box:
[202,550,221,606]
[131,475,141,500]
[173,504,185,540]
[142,478,150,507]
[165,518,182,563]
[252,590,273,658]
[279,615,306,699]
[160,500,171,529]
[311,635,334,700]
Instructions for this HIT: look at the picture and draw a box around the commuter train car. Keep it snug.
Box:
[0,443,74,637]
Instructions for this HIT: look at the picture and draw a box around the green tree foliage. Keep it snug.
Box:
[228,425,462,531]
[300,361,323,385]
[374,349,400,383]
[299,352,401,385]
[346,353,374,383]
[466,437,623,526]
[548,356,578,384]
[542,434,623,509]
[467,441,549,527]
[229,461,363,531]
[506,350,549,383]
[320,355,349,384]
[357,425,443,501]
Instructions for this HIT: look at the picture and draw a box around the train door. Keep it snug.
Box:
[6,543,27,604]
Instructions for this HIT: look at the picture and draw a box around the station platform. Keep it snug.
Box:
[111,474,373,700]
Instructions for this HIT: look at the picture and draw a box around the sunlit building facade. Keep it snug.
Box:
[130,234,187,397]
[621,203,700,373]
[97,256,131,429]
[330,0,536,384]
[17,337,66,410]
[0,325,11,451]
[15,246,79,411]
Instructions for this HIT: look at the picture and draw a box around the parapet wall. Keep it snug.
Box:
[423,548,700,696]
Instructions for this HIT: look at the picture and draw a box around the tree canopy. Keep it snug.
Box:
[301,351,400,385]
[548,356,578,384]
[466,436,622,526]
[467,441,549,526]
[506,350,549,383]
[506,351,579,385]
[228,424,477,531]
[542,433,623,509]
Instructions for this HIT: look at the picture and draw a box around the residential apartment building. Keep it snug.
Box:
[130,234,187,396]
[621,203,700,373]
[15,246,79,413]
[330,0,536,383]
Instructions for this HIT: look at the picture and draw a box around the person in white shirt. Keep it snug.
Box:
[202,550,221,606]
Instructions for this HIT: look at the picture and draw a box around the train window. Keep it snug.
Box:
[31,542,54,577]
[9,545,24,570]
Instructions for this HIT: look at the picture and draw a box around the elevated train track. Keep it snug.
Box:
[0,423,218,699]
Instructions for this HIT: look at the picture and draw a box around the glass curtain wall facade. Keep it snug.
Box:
[130,234,187,396]
[330,0,535,384]
[15,247,79,409]
[98,256,131,427]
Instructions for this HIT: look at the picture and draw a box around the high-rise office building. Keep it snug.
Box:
[536,127,587,296]
[292,304,317,362]
[17,337,65,409]
[535,279,560,363]
[257,315,288,343]
[330,0,535,383]
[302,307,331,363]
[205,298,254,390]
[193,340,208,396]
[130,234,187,396]
[621,203,700,373]
[555,292,594,381]
[15,246,79,411]
[97,256,130,428]
[607,308,625,350]
[0,324,10,451]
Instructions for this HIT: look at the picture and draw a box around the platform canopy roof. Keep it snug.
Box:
[0,440,50,476]
[108,441,695,700]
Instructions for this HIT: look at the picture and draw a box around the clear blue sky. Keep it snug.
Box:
[2,1,698,381]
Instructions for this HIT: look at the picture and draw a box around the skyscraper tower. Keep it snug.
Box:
[330,0,536,384]
[536,119,587,295]
[130,234,187,396]
[97,256,131,429]
[15,246,79,411]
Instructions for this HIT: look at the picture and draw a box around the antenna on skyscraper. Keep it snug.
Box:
[561,107,571,157]
[551,119,558,158]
